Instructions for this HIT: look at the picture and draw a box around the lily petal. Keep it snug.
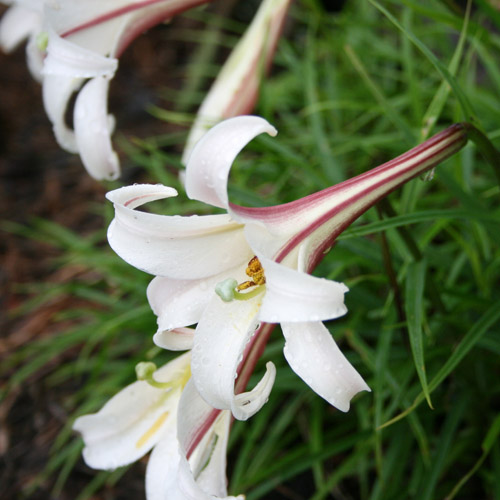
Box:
[282,321,370,412]
[176,381,244,499]
[0,3,41,53]
[42,74,83,153]
[147,265,242,332]
[258,256,348,323]
[185,115,277,209]
[26,34,44,82]
[107,184,252,279]
[73,352,190,470]
[43,28,118,78]
[145,425,180,500]
[191,291,275,421]
[191,412,244,499]
[74,76,120,180]
[153,327,195,351]
[177,379,219,458]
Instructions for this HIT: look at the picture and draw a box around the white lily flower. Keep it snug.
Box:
[106,116,467,421]
[37,0,211,180]
[73,352,192,470]
[73,352,243,500]
[181,0,291,164]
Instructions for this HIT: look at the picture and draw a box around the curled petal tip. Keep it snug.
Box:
[185,115,277,209]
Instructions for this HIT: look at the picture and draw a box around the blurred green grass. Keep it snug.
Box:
[2,0,500,498]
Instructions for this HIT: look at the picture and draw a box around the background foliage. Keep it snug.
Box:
[1,0,500,499]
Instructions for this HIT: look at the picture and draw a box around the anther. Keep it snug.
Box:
[245,256,266,285]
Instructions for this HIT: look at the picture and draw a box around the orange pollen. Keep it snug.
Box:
[236,257,266,291]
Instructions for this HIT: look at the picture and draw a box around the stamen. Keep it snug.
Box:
[135,412,169,449]
[233,285,266,301]
[236,280,256,291]
[215,257,267,302]
[135,362,174,390]
[245,256,266,285]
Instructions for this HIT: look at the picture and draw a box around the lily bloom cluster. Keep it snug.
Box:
[74,115,467,499]
[0,0,290,180]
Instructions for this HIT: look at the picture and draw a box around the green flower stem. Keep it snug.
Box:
[379,198,446,314]
[376,205,408,344]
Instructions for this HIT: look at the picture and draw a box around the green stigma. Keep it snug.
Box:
[215,277,265,302]
[135,361,174,390]
[36,31,49,51]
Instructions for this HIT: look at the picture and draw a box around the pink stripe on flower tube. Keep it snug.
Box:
[231,124,466,226]
[276,124,467,265]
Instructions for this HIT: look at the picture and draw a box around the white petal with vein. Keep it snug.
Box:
[145,426,180,500]
[42,74,82,153]
[148,265,242,332]
[256,254,348,323]
[0,4,41,53]
[191,292,275,420]
[107,185,252,279]
[74,76,120,180]
[43,29,117,78]
[73,353,190,470]
[185,115,277,209]
[153,327,195,351]
[282,322,370,411]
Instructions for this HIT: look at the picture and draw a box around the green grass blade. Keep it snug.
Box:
[405,260,432,408]
[368,0,478,125]
[420,1,471,140]
[381,299,500,428]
